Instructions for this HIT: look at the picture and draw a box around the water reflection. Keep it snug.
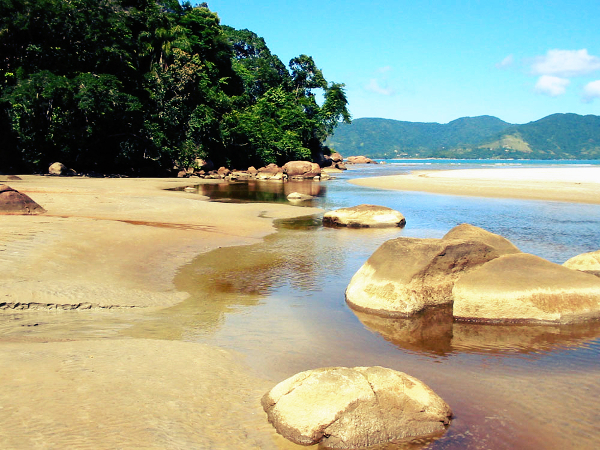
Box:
[193,179,327,207]
[157,167,600,449]
[353,307,600,356]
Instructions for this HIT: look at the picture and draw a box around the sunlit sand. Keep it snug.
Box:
[351,167,600,204]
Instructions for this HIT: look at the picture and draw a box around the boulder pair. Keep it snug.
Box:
[346,224,600,323]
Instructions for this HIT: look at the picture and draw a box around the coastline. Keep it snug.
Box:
[350,167,600,204]
[0,175,320,449]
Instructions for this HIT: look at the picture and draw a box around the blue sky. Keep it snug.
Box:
[204,0,600,125]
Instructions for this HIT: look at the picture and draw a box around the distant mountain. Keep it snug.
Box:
[326,113,600,159]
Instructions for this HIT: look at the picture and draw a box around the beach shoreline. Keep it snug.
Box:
[350,167,600,204]
[0,175,319,449]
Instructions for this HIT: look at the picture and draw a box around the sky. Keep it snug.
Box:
[203,0,600,125]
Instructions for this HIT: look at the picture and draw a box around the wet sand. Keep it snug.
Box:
[350,167,600,204]
[2,174,600,449]
[0,175,319,450]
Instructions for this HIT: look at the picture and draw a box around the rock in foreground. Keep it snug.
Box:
[0,185,45,215]
[323,204,406,228]
[453,253,600,323]
[262,366,451,449]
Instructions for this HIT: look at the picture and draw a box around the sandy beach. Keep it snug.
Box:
[350,167,600,204]
[0,175,319,449]
[2,171,600,449]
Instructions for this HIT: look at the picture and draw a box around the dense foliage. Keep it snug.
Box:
[328,114,600,160]
[0,0,350,174]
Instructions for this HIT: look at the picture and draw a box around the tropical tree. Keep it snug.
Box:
[0,1,350,173]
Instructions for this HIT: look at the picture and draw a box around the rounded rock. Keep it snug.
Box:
[48,162,68,175]
[262,366,452,449]
[346,237,501,316]
[453,253,600,323]
[282,161,321,178]
[323,204,406,228]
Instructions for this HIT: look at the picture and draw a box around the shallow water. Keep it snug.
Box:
[171,162,600,449]
[3,162,600,449]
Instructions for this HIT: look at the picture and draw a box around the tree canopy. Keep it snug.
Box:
[0,0,350,174]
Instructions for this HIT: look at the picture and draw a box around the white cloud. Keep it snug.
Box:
[377,66,392,73]
[365,78,395,96]
[531,49,600,77]
[583,80,600,102]
[534,75,570,96]
[496,54,514,69]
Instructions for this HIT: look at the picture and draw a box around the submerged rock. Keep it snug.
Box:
[453,253,600,323]
[0,185,45,215]
[323,204,406,228]
[262,366,451,449]
[286,192,313,201]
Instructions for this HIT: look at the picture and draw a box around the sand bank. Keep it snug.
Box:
[0,175,322,309]
[0,175,318,449]
[350,167,600,204]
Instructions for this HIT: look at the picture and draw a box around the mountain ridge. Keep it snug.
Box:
[326,113,600,159]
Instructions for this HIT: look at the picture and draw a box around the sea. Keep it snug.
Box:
[187,159,600,449]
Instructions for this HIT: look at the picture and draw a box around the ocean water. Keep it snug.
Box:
[183,160,600,449]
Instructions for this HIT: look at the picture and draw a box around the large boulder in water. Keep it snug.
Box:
[323,204,406,228]
[0,185,45,215]
[262,366,452,449]
[453,253,600,323]
[345,237,502,317]
[563,250,600,277]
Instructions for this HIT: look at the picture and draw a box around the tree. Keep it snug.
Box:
[289,54,327,98]
[320,83,351,136]
[0,2,350,173]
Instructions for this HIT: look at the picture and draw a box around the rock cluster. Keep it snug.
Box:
[346,224,600,323]
[177,153,350,180]
[177,161,330,181]
[262,366,452,449]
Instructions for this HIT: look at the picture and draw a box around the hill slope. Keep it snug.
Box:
[327,114,600,159]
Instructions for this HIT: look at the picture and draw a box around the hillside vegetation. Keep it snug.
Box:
[0,0,350,174]
[327,113,600,159]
